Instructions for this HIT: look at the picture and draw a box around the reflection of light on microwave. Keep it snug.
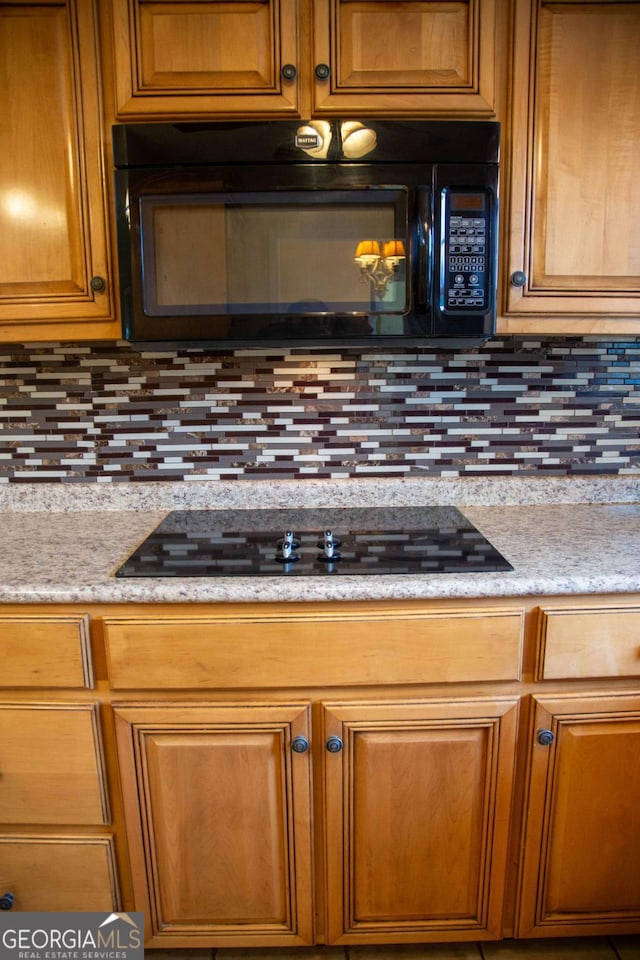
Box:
[2,189,65,227]
[341,121,377,158]
[354,238,405,299]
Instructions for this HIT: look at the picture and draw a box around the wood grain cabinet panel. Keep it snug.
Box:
[0,836,120,912]
[322,697,518,942]
[111,0,300,116]
[0,614,93,688]
[114,702,313,947]
[502,1,640,332]
[0,0,116,341]
[109,0,501,119]
[518,692,640,936]
[0,703,109,825]
[312,0,499,116]
[536,606,640,680]
[103,607,523,689]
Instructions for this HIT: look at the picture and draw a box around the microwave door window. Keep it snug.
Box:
[138,191,409,327]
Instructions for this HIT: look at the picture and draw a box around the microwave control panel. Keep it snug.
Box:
[443,191,490,312]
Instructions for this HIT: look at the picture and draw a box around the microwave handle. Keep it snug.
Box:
[415,188,432,312]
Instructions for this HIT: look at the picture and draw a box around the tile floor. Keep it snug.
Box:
[151,938,640,960]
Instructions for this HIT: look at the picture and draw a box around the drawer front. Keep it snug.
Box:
[104,609,524,689]
[0,703,109,824]
[537,606,640,679]
[0,835,119,911]
[0,615,93,688]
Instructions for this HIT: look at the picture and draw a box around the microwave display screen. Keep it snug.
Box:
[139,189,409,321]
[449,193,486,211]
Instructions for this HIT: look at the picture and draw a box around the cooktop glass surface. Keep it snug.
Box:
[115,507,513,578]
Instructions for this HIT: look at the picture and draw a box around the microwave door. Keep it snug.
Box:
[134,188,411,342]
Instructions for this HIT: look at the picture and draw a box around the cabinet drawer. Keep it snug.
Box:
[0,615,93,688]
[104,608,524,689]
[537,606,640,679]
[0,703,109,824]
[0,836,119,911]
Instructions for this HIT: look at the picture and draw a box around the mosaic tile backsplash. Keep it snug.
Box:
[0,337,639,482]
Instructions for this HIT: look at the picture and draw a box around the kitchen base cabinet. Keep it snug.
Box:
[0,703,109,825]
[518,693,640,936]
[113,691,519,946]
[3,596,640,945]
[0,836,120,912]
[114,702,314,947]
[322,698,519,943]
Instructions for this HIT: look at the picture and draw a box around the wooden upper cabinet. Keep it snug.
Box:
[109,0,502,118]
[110,0,301,116]
[518,692,640,936]
[312,0,501,116]
[0,1,117,342]
[502,1,640,333]
[322,697,518,942]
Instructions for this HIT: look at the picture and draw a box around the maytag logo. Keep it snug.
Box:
[0,912,144,960]
[295,132,321,148]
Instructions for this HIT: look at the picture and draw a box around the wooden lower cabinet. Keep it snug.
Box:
[114,701,314,947]
[0,836,120,912]
[517,692,640,937]
[322,698,519,943]
[114,694,518,946]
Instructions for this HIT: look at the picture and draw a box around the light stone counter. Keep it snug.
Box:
[0,477,639,603]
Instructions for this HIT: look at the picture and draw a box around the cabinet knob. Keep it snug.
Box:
[314,63,331,80]
[0,892,14,910]
[281,64,297,80]
[291,735,309,754]
[536,728,555,747]
[90,275,106,293]
[326,735,343,753]
[510,270,527,288]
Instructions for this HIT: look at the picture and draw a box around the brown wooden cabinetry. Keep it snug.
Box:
[0,613,120,913]
[322,697,518,943]
[106,603,523,946]
[0,1,118,343]
[113,693,518,947]
[109,0,503,119]
[2,595,640,942]
[114,702,314,947]
[517,692,640,937]
[501,0,640,334]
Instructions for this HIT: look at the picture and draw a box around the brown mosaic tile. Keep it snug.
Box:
[1,337,640,482]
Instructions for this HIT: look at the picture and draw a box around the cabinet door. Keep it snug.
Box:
[114,702,313,948]
[312,0,501,116]
[518,692,640,936]
[0,1,116,341]
[111,0,300,117]
[502,1,640,332]
[322,697,518,942]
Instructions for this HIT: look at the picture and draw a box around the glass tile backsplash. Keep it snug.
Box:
[0,337,639,482]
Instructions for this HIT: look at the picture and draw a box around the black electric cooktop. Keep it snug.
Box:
[115,507,513,578]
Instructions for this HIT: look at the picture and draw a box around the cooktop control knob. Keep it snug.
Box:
[276,530,300,563]
[318,529,342,562]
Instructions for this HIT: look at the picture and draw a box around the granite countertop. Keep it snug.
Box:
[0,477,639,603]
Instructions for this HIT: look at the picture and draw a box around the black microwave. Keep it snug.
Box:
[113,119,500,348]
